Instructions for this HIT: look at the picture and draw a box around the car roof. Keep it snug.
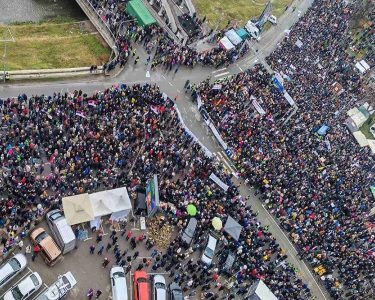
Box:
[18,273,41,294]
[55,219,76,242]
[138,282,149,298]
[111,268,128,300]
[39,236,61,258]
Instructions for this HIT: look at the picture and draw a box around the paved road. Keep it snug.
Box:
[0,0,330,299]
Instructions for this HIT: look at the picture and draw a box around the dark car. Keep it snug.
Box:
[169,282,183,300]
[181,218,197,245]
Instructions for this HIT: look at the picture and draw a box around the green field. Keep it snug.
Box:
[0,19,110,70]
[193,0,292,29]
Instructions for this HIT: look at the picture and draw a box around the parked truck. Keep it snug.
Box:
[245,21,261,41]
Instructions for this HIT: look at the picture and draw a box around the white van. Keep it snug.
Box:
[35,272,77,300]
[46,210,76,254]
[110,266,128,300]
[201,235,218,265]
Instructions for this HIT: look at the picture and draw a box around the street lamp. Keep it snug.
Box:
[1,26,15,83]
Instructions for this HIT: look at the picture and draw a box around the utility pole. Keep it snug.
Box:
[1,26,15,83]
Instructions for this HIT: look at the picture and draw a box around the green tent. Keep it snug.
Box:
[127,0,156,27]
[371,186,375,199]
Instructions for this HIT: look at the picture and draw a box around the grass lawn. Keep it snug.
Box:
[0,19,110,70]
[360,114,375,139]
[193,0,293,29]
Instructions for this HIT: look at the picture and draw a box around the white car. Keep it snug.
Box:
[268,15,277,25]
[110,266,128,300]
[201,235,218,265]
[153,275,166,300]
[0,254,27,289]
[4,272,42,300]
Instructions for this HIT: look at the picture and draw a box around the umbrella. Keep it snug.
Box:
[186,204,197,216]
[212,217,223,230]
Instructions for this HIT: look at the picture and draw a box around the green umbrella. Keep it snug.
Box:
[212,217,222,230]
[187,204,197,216]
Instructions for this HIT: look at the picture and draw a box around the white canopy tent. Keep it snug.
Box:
[225,29,242,46]
[62,187,133,225]
[219,36,235,51]
[90,187,132,220]
[62,193,94,226]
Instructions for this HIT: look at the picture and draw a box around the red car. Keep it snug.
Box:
[133,270,149,300]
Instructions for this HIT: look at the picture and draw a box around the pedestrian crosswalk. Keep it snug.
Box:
[211,67,232,81]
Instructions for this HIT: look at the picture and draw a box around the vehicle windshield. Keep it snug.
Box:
[155,282,165,289]
[9,258,21,271]
[204,247,214,258]
[11,287,23,300]
[49,212,62,221]
[113,272,125,279]
[34,231,49,243]
[30,274,40,286]
[62,276,72,289]
[172,289,183,300]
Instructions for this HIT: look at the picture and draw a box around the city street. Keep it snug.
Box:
[0,0,331,299]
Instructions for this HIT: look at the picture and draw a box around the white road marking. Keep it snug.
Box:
[238,66,243,72]
[31,287,48,300]
[176,89,181,93]
[212,67,227,74]
[214,71,230,78]
[168,82,173,86]
[161,75,166,79]
[260,203,328,300]
[43,283,48,288]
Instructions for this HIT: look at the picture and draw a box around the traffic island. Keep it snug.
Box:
[0,18,110,72]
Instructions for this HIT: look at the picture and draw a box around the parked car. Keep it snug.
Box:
[201,234,218,265]
[30,228,62,266]
[0,254,27,289]
[133,270,149,300]
[35,272,77,300]
[46,209,76,254]
[181,218,197,245]
[110,266,128,300]
[3,272,42,300]
[153,275,166,300]
[169,282,183,300]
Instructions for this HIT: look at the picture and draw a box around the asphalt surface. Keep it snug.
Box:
[0,0,330,299]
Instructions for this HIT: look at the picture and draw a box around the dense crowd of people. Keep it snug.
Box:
[89,0,249,71]
[0,84,310,299]
[198,1,375,299]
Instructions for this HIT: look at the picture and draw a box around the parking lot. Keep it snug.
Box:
[0,217,199,300]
